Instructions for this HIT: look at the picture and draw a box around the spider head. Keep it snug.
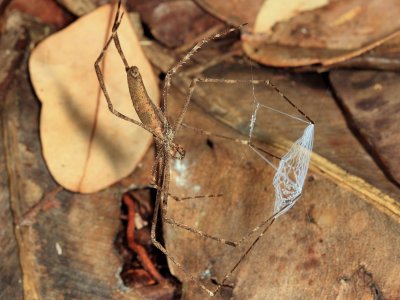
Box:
[170,143,185,160]
[127,66,140,78]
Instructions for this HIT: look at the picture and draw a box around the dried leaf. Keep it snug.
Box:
[161,62,400,299]
[149,0,222,49]
[126,0,223,49]
[29,4,160,193]
[243,0,400,67]
[9,0,71,27]
[254,0,328,33]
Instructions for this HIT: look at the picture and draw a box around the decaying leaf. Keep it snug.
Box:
[242,0,400,67]
[254,0,329,33]
[195,0,400,68]
[9,0,71,28]
[29,4,160,193]
[126,0,223,49]
[149,0,223,49]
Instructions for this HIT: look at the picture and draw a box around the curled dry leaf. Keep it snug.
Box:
[243,0,400,67]
[29,4,160,193]
[254,0,329,33]
[195,0,328,32]
[196,0,400,67]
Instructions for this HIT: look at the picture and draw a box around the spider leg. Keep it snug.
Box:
[173,76,314,169]
[196,77,314,124]
[172,76,313,160]
[149,182,223,202]
[173,78,198,135]
[163,217,237,247]
[210,200,297,294]
[150,154,217,296]
[148,181,236,246]
[181,122,281,160]
[94,1,161,138]
[163,25,245,118]
[151,193,217,296]
[212,217,276,295]
[169,193,223,202]
[150,147,163,182]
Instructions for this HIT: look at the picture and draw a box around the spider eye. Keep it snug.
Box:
[128,66,140,78]
[171,144,185,159]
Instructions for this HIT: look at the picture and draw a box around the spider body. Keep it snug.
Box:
[126,65,185,161]
[95,1,313,296]
[126,66,163,137]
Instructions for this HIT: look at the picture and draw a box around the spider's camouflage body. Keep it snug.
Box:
[95,1,314,296]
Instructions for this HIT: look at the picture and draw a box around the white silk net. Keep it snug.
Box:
[247,85,314,219]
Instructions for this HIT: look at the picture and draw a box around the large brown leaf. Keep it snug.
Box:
[29,4,160,193]
[198,0,399,68]
[243,0,400,67]
[140,45,400,296]
[253,0,328,33]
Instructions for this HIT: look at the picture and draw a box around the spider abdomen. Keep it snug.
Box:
[127,66,163,136]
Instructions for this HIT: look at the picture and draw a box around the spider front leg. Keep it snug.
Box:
[94,1,161,138]
[163,24,245,118]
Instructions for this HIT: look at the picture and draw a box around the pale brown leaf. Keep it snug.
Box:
[29,4,160,193]
[243,0,400,67]
[254,0,329,33]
